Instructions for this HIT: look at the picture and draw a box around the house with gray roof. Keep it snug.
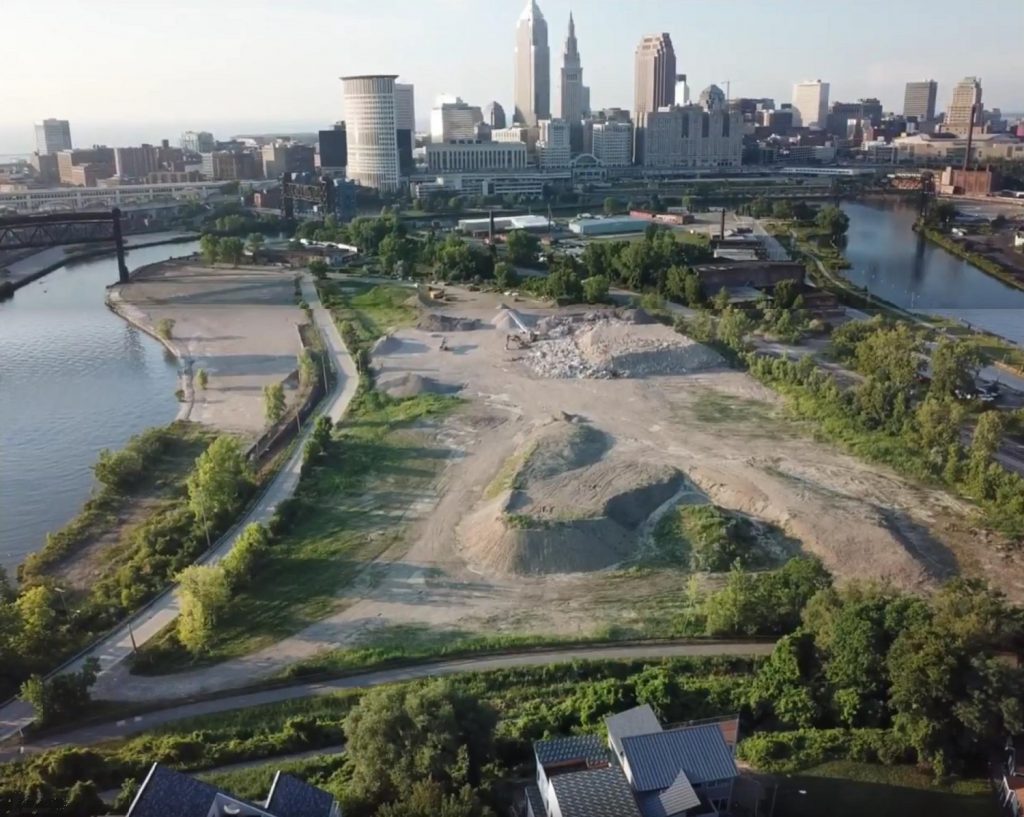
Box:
[524,706,738,817]
[126,763,341,817]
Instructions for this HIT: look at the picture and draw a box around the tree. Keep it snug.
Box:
[176,565,231,654]
[196,368,208,390]
[747,632,823,727]
[65,781,105,817]
[927,201,957,230]
[435,235,476,281]
[186,435,251,530]
[854,324,922,390]
[218,236,245,267]
[971,411,1005,466]
[20,657,99,726]
[308,258,328,279]
[712,286,731,312]
[582,275,610,304]
[264,382,286,425]
[915,397,965,463]
[506,230,540,266]
[929,338,981,398]
[344,680,498,805]
[545,256,584,301]
[156,318,175,340]
[245,232,265,262]
[220,523,270,589]
[199,233,220,265]
[717,307,754,351]
[15,585,59,655]
[603,196,625,215]
[493,261,519,291]
[773,279,801,309]
[377,781,491,817]
[298,350,318,388]
[815,204,850,241]
[772,200,795,220]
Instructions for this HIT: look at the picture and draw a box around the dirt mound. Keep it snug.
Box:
[377,373,462,399]
[372,334,404,355]
[492,306,534,332]
[462,419,685,574]
[418,313,481,332]
[526,318,723,379]
[618,307,657,325]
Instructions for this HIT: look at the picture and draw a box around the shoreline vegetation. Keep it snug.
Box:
[915,221,1024,293]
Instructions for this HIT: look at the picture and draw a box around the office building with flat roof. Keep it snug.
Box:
[792,80,830,129]
[903,80,937,122]
[945,77,983,136]
[342,74,401,191]
[394,83,416,133]
[35,119,72,155]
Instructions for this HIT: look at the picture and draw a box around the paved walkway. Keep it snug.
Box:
[0,275,357,742]
[2,641,774,758]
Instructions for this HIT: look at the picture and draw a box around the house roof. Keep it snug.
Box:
[605,705,663,756]
[549,765,643,817]
[621,724,738,791]
[636,770,701,817]
[525,784,547,817]
[535,734,609,767]
[265,772,336,817]
[127,764,226,817]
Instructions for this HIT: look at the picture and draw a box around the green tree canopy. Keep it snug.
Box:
[929,338,981,398]
[506,230,541,266]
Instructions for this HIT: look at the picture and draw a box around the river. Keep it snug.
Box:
[840,199,1024,345]
[0,241,199,576]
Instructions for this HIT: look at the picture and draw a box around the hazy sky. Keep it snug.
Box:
[2,0,1023,154]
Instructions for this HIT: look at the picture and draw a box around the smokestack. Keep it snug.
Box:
[720,208,726,240]
[963,103,977,171]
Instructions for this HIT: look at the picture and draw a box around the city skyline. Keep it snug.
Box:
[2,0,1024,155]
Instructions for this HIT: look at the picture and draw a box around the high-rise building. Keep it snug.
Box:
[945,77,983,136]
[484,101,508,130]
[792,80,830,129]
[262,140,316,178]
[633,34,676,124]
[114,145,160,179]
[318,123,347,170]
[394,83,416,133]
[514,0,550,127]
[903,80,937,122]
[431,96,483,142]
[590,121,633,168]
[537,119,571,168]
[34,119,72,155]
[560,12,589,124]
[640,91,743,170]
[342,74,401,192]
[180,130,215,154]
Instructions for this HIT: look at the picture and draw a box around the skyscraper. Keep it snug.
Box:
[514,0,550,127]
[560,12,589,123]
[945,77,983,136]
[342,74,401,192]
[792,80,830,129]
[34,119,72,155]
[633,34,676,124]
[903,80,937,122]
[484,101,507,130]
[394,83,416,133]
[430,96,483,142]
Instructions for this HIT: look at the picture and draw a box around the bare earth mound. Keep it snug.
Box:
[418,313,482,332]
[377,373,462,399]
[459,418,685,574]
[526,318,723,379]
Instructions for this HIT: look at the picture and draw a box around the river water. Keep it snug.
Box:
[0,241,199,576]
[840,199,1024,345]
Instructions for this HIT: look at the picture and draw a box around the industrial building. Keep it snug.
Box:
[569,216,648,236]
[457,213,553,234]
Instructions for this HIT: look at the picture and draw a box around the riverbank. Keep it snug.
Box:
[915,223,1024,293]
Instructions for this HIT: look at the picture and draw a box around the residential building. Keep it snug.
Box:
[514,0,550,126]
[57,147,115,186]
[262,140,316,178]
[792,80,830,129]
[903,80,938,122]
[484,101,508,130]
[34,119,72,155]
[633,33,676,123]
[394,82,416,132]
[591,121,633,167]
[200,150,260,181]
[640,91,743,170]
[180,130,215,154]
[431,96,483,142]
[525,705,739,817]
[537,118,571,169]
[126,762,339,817]
[560,11,589,152]
[318,123,347,171]
[424,140,528,172]
[114,145,161,180]
[945,76,983,136]
[30,152,60,184]
[342,74,401,191]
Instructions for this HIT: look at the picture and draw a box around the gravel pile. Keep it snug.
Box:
[525,318,723,379]
[418,313,481,332]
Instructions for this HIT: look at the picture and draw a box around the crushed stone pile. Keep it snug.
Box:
[524,318,723,379]
[418,313,481,332]
[492,306,535,332]
[377,373,462,399]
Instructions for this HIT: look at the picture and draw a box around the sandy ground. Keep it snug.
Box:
[112,262,307,437]
[96,284,1023,702]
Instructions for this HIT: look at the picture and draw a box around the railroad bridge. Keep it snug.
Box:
[0,209,130,282]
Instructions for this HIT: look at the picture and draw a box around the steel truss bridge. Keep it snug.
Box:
[0,209,130,282]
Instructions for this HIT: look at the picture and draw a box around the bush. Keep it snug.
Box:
[737,728,914,773]
[20,658,100,727]
[156,318,175,340]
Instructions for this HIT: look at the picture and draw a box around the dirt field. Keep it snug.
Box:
[101,284,1016,701]
[111,262,307,437]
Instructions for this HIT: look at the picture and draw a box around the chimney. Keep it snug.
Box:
[720,208,726,239]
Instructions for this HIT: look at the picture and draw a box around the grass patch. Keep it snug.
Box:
[318,282,416,352]
[483,444,536,499]
[688,389,795,436]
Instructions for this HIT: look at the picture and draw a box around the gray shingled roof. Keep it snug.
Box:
[549,765,643,817]
[127,764,222,817]
[525,784,547,817]
[605,705,663,756]
[636,771,701,817]
[265,772,336,817]
[535,734,609,767]
[622,724,738,791]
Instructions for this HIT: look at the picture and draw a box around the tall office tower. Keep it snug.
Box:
[180,130,215,154]
[792,80,830,129]
[34,119,72,155]
[676,74,690,106]
[342,74,401,192]
[394,83,416,132]
[484,101,507,130]
[514,0,550,126]
[903,80,938,122]
[590,121,633,167]
[537,118,571,168]
[430,96,483,142]
[318,123,347,171]
[945,77,983,136]
[560,12,589,122]
[633,34,676,123]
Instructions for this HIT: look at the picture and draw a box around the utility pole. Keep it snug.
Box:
[722,80,732,102]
